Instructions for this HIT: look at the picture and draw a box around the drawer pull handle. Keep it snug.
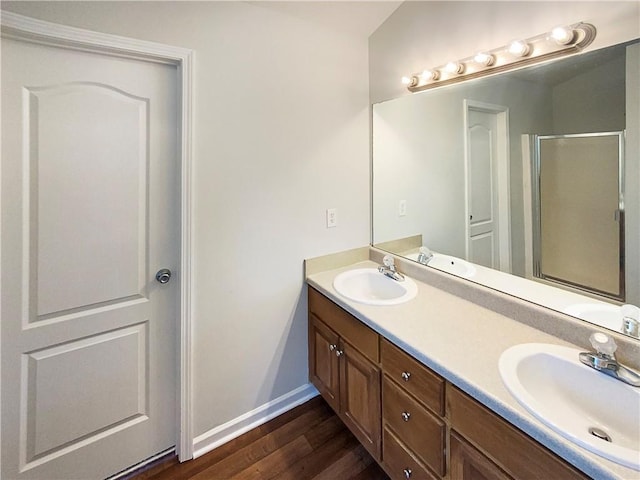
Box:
[401,371,411,382]
[401,411,411,422]
[403,468,412,478]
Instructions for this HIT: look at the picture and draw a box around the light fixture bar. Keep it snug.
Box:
[403,22,596,93]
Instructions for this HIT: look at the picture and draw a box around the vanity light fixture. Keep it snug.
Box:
[402,22,596,93]
[508,40,531,57]
[445,61,464,75]
[421,69,440,81]
[474,52,495,66]
[551,25,576,45]
[401,76,414,85]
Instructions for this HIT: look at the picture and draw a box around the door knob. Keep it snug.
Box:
[156,268,172,284]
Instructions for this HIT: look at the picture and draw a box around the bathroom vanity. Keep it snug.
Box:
[305,250,640,480]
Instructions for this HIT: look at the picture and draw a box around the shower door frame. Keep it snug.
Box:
[532,131,625,302]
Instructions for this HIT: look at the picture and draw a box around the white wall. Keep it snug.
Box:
[370,1,640,104]
[1,1,371,442]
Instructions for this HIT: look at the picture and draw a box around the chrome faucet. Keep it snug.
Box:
[579,332,640,387]
[621,304,640,338]
[416,246,434,265]
[378,255,405,282]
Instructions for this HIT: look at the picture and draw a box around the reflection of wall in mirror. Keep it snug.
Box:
[373,73,554,276]
[552,53,625,133]
[624,43,639,307]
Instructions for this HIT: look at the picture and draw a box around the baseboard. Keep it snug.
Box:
[192,383,319,459]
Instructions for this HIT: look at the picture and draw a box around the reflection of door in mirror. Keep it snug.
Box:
[465,101,511,272]
[533,133,624,301]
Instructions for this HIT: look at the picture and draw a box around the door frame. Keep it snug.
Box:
[0,12,195,461]
[463,99,512,272]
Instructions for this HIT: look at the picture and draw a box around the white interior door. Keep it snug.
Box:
[467,108,500,268]
[2,36,179,479]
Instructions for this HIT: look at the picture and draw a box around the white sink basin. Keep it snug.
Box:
[333,268,418,305]
[499,343,640,470]
[563,303,623,332]
[407,252,476,278]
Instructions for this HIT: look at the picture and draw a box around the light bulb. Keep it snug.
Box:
[474,52,495,66]
[445,61,464,74]
[509,40,530,57]
[401,75,418,87]
[551,26,575,45]
[421,69,440,81]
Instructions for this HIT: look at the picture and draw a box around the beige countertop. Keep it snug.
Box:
[306,257,640,480]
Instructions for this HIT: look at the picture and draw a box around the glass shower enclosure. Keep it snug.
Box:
[532,132,625,301]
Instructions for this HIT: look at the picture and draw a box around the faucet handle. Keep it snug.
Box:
[589,332,617,357]
[383,255,395,267]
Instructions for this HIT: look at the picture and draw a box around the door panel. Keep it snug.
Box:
[469,232,494,269]
[469,123,493,226]
[467,109,499,269]
[32,83,147,317]
[26,324,146,460]
[2,38,178,479]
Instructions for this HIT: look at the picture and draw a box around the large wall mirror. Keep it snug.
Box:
[372,39,640,339]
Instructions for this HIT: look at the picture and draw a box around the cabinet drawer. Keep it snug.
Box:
[383,377,445,477]
[381,338,444,415]
[383,428,439,480]
[447,384,589,480]
[308,287,379,363]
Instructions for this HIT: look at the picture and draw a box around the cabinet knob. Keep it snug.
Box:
[335,349,344,357]
[329,344,337,352]
[401,411,411,422]
[401,371,411,382]
[403,468,412,478]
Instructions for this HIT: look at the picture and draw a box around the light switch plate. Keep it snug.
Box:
[399,200,407,217]
[326,208,337,228]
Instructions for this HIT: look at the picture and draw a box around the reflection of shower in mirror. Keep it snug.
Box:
[531,132,625,302]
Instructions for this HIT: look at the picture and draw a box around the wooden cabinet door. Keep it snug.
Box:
[450,433,513,480]
[309,315,340,412]
[340,341,382,460]
[447,384,589,480]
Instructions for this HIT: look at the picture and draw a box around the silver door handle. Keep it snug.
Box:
[156,269,172,284]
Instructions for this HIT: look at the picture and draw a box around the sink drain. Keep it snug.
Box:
[589,427,612,442]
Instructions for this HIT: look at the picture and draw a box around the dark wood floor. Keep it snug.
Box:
[132,396,390,480]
